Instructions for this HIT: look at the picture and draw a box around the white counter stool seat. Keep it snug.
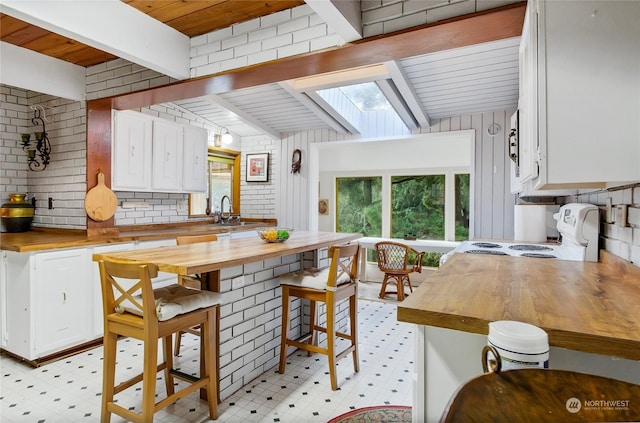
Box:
[278,243,360,391]
[375,241,425,301]
[174,233,218,356]
[98,257,221,423]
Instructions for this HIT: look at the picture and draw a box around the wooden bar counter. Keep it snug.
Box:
[397,250,640,423]
[92,231,362,277]
[398,250,640,360]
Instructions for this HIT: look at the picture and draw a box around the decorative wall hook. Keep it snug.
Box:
[291,149,302,174]
[20,105,51,171]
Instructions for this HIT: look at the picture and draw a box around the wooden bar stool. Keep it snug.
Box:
[375,241,425,301]
[278,243,360,391]
[174,233,218,356]
[98,257,221,423]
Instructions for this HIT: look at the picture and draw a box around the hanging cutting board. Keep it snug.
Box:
[84,172,118,222]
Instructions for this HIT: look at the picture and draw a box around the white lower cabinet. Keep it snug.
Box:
[2,248,91,361]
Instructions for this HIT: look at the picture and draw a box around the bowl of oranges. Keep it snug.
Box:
[256,227,293,243]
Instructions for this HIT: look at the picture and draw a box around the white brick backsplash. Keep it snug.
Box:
[220,56,249,72]
[628,207,640,226]
[577,184,640,267]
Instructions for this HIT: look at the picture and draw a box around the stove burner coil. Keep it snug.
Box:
[509,244,553,251]
[471,242,502,248]
[465,250,508,255]
[520,253,557,259]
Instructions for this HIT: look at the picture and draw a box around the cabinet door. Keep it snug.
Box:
[516,1,539,184]
[112,110,153,190]
[152,119,183,192]
[35,249,90,356]
[536,0,640,188]
[182,125,208,192]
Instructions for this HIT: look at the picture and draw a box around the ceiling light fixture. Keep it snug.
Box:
[221,128,233,145]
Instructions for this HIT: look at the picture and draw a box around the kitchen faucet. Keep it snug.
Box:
[220,195,232,222]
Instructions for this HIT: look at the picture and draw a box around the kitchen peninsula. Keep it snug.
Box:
[1,228,361,401]
[398,251,640,422]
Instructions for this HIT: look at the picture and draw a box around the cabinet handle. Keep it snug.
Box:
[195,156,199,166]
[131,145,135,157]
[166,152,170,162]
[63,291,66,303]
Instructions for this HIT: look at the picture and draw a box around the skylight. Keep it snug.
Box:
[337,82,392,111]
[286,63,427,138]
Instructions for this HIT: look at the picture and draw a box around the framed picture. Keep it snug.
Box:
[246,153,269,182]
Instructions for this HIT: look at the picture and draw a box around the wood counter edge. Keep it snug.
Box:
[1,222,275,252]
[397,305,640,361]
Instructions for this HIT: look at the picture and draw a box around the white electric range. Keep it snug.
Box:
[442,203,600,263]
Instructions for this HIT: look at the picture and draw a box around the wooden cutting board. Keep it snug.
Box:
[84,172,117,222]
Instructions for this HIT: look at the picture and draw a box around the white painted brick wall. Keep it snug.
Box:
[1,86,88,231]
[190,5,343,79]
[362,0,520,38]
[576,184,640,267]
[0,85,30,224]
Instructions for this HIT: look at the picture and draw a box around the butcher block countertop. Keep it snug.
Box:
[397,250,640,361]
[0,222,271,252]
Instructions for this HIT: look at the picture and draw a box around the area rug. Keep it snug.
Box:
[327,405,412,423]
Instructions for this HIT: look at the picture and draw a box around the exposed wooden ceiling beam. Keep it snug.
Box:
[108,2,526,111]
[1,0,190,80]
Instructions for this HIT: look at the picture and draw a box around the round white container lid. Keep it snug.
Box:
[488,320,549,354]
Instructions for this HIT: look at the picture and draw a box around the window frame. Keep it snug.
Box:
[334,169,468,241]
[188,147,240,217]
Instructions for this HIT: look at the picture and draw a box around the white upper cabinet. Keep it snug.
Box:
[112,110,153,191]
[112,110,208,193]
[182,125,208,193]
[519,0,640,190]
[152,119,183,191]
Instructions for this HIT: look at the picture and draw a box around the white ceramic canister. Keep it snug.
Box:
[488,320,549,370]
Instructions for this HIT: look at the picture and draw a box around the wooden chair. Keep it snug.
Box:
[98,257,220,423]
[375,241,425,301]
[440,367,640,422]
[278,243,360,391]
[174,233,218,356]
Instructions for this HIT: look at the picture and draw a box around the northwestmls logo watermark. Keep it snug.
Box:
[566,397,631,414]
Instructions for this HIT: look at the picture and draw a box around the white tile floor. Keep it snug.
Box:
[1,284,414,423]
